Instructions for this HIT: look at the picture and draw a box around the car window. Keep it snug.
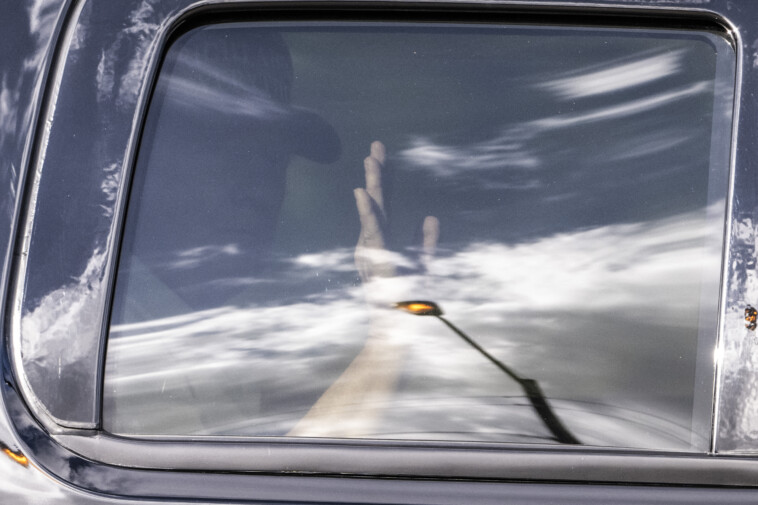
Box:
[103,21,735,451]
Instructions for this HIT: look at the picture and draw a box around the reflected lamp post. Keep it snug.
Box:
[395,301,581,445]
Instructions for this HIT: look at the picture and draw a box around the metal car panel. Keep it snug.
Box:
[3,0,758,502]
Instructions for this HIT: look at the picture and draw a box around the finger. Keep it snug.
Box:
[364,155,384,215]
[354,188,385,250]
[370,141,386,165]
[422,216,440,255]
[354,188,372,282]
[355,245,370,284]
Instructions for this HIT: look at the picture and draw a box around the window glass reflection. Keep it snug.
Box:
[104,23,734,451]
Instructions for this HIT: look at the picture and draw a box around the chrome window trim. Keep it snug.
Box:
[54,430,758,486]
[9,0,91,431]
[7,0,758,491]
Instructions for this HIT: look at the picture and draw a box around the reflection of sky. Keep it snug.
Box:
[718,216,758,451]
[106,205,720,450]
[166,73,292,119]
[0,0,61,201]
[276,26,726,253]
[538,49,685,99]
[398,46,698,183]
[105,24,731,451]
[398,78,710,188]
[162,56,295,119]
[96,0,160,108]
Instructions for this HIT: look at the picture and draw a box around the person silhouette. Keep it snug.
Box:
[115,28,341,317]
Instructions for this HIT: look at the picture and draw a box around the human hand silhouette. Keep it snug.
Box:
[288,141,438,438]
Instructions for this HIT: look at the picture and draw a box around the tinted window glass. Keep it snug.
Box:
[104,22,734,450]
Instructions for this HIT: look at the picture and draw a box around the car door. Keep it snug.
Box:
[3,0,758,503]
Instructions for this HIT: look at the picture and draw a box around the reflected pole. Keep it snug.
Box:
[395,301,581,445]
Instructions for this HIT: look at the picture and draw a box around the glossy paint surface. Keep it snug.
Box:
[2,0,758,503]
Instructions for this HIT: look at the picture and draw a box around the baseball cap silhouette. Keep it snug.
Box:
[161,26,341,164]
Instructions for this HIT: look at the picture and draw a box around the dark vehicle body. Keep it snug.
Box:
[3,0,758,503]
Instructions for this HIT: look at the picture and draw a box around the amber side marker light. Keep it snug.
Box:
[1,445,28,467]
[394,300,580,445]
[395,301,443,316]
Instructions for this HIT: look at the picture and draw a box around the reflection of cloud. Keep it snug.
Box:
[291,248,355,271]
[96,50,116,102]
[429,206,720,321]
[400,133,539,176]
[99,163,120,217]
[205,276,275,288]
[716,212,758,451]
[398,130,541,190]
[17,248,108,420]
[97,0,159,108]
[169,243,241,270]
[1,0,61,158]
[399,81,710,186]
[21,249,107,368]
[0,77,18,156]
[106,206,721,449]
[540,50,684,99]
[290,248,417,280]
[603,130,691,162]
[532,81,710,129]
[171,56,289,116]
[166,74,291,120]
[0,449,68,503]
[27,0,60,37]
[118,0,160,107]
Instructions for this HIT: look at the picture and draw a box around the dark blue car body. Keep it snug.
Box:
[3,0,758,503]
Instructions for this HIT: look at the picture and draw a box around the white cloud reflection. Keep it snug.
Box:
[539,50,685,99]
[399,81,710,184]
[21,248,107,370]
[27,0,60,38]
[96,0,159,108]
[0,0,61,164]
[167,74,292,120]
[0,77,17,157]
[169,243,241,270]
[400,133,539,176]
[532,81,710,130]
[602,130,692,163]
[105,205,721,450]
[291,248,355,271]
